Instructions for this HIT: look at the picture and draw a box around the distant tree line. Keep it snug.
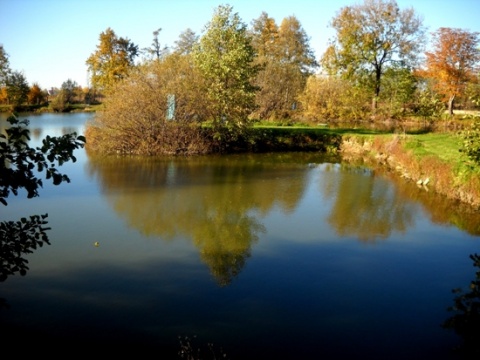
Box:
[0,46,98,112]
[1,0,480,137]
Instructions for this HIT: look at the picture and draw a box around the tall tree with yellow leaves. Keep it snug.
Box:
[421,27,480,115]
[27,83,46,105]
[86,28,139,92]
[250,13,317,119]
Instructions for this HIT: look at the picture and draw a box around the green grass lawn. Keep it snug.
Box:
[253,124,478,178]
[404,133,465,163]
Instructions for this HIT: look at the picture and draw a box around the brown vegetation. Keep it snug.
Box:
[85,55,212,155]
[340,135,480,209]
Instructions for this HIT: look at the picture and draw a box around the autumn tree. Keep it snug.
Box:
[465,80,480,110]
[278,16,318,76]
[0,45,10,105]
[193,4,259,144]
[86,28,139,92]
[250,13,317,119]
[47,79,80,112]
[82,86,97,105]
[420,27,480,115]
[299,75,370,122]
[412,83,445,122]
[249,12,281,119]
[277,16,318,114]
[27,83,47,105]
[321,0,426,111]
[380,65,418,117]
[250,12,279,59]
[0,88,7,104]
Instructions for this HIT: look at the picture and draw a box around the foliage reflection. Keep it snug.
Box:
[371,165,480,236]
[320,164,415,242]
[86,151,480,286]
[86,153,315,286]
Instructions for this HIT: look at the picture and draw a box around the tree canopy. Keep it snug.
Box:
[0,44,10,86]
[27,83,46,105]
[420,27,480,115]
[5,70,30,109]
[321,0,426,110]
[193,4,259,142]
[250,12,317,119]
[86,27,139,91]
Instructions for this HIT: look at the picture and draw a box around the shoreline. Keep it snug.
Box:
[338,135,480,211]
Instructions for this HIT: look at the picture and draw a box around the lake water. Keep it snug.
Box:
[1,112,479,358]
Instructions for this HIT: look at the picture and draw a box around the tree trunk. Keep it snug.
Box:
[448,94,455,116]
[372,67,382,112]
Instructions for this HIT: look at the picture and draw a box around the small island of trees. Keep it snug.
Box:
[1,1,480,166]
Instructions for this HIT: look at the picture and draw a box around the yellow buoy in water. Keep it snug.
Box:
[94,241,100,247]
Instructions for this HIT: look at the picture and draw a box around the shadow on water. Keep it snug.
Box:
[0,215,51,311]
[443,253,480,359]
[0,215,50,282]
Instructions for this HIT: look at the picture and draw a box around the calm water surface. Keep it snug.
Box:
[1,112,479,358]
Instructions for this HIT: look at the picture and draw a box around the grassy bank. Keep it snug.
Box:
[235,124,480,210]
[337,131,480,210]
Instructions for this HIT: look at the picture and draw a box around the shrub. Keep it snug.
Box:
[86,54,212,155]
[460,118,480,166]
[298,75,370,123]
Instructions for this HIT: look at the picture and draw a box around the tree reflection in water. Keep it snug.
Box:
[87,151,480,287]
[443,253,480,358]
[86,153,319,286]
[321,164,415,242]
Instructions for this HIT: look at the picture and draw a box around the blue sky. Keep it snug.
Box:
[1,0,479,89]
